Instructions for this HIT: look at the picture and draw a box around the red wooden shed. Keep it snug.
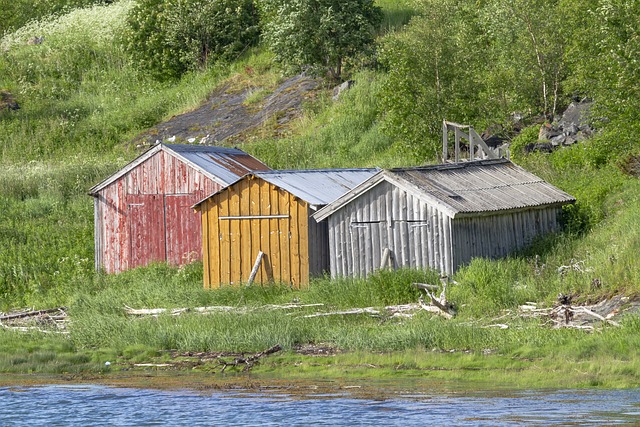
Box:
[88,143,269,273]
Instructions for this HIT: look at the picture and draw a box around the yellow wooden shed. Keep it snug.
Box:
[194,168,377,288]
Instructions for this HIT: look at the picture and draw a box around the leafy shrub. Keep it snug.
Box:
[122,0,260,80]
[260,0,382,80]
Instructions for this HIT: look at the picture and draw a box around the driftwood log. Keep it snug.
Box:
[413,280,456,319]
[218,344,282,372]
[0,307,67,321]
[124,303,325,317]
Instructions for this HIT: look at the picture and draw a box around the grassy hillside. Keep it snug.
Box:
[0,0,639,385]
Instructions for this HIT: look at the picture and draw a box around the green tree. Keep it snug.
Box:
[378,0,490,160]
[479,0,570,119]
[260,0,382,80]
[122,0,260,80]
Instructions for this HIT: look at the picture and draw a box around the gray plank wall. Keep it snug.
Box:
[327,181,564,278]
[327,181,453,278]
[307,215,330,277]
[451,207,562,270]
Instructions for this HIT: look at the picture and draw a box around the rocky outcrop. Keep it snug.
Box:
[525,99,594,153]
[134,73,320,147]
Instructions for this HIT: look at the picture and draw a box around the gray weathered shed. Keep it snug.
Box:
[313,159,575,277]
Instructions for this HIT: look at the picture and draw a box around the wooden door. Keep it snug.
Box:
[165,194,202,266]
[127,194,166,269]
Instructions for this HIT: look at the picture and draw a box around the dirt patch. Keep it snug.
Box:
[0,89,19,113]
[134,73,321,146]
[618,154,640,177]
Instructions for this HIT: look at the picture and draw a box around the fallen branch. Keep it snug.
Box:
[301,308,380,318]
[415,281,456,319]
[218,344,282,372]
[125,303,325,317]
[572,306,621,327]
[0,307,67,321]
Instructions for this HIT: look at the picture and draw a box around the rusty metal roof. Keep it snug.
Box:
[166,144,270,185]
[89,143,269,195]
[314,159,575,220]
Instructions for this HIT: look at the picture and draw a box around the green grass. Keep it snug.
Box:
[0,0,639,389]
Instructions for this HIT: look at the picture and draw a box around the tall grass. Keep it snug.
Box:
[0,0,232,162]
[0,158,123,309]
[245,70,410,169]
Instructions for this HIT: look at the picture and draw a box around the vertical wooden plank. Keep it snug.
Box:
[433,209,442,272]
[327,218,338,278]
[397,191,408,268]
[257,179,270,283]
[298,202,309,287]
[209,200,220,287]
[392,187,402,269]
[219,188,231,285]
[240,179,252,283]
[228,184,241,285]
[443,215,452,275]
[370,191,381,271]
[384,183,394,268]
[201,202,211,288]
[289,196,301,288]
[269,184,281,282]
[361,196,372,276]
[344,210,352,278]
[117,180,127,272]
[278,189,291,285]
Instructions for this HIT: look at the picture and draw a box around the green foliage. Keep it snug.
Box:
[122,0,260,80]
[0,0,111,37]
[567,0,640,127]
[0,159,120,309]
[378,0,495,161]
[260,0,382,80]
[245,70,404,169]
[478,0,570,118]
[451,258,534,317]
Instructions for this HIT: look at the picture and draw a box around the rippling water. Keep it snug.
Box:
[1,385,640,426]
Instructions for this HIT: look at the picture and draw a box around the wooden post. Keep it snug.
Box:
[469,127,498,159]
[454,127,462,163]
[442,121,449,162]
[247,251,264,285]
[380,248,391,269]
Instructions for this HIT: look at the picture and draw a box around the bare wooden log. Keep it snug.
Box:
[302,308,381,318]
[413,282,439,291]
[247,251,264,285]
[572,307,621,327]
[218,344,282,372]
[0,307,67,321]
[415,280,456,319]
[125,303,325,317]
[418,295,453,319]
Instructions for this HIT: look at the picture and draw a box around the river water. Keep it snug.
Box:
[1,385,639,426]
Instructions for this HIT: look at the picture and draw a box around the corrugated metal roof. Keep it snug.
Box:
[314,159,575,220]
[389,159,575,215]
[89,144,269,195]
[166,144,270,185]
[194,168,379,209]
[253,168,379,206]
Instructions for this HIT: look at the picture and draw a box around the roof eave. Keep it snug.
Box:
[452,199,576,218]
